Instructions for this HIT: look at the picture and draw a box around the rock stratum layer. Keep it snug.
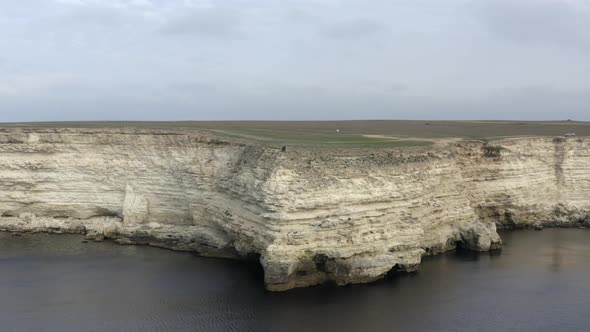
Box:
[0,128,588,291]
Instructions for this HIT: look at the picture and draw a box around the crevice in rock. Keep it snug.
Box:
[554,138,566,187]
[384,264,401,279]
[313,254,330,273]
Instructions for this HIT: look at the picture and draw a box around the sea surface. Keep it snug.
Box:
[1,229,590,332]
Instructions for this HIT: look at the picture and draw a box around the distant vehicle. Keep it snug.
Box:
[564,132,576,137]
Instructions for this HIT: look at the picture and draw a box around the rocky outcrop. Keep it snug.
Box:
[0,128,588,291]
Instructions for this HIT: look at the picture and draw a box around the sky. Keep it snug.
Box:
[1,0,590,121]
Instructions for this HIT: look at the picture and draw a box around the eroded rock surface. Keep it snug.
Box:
[0,128,588,290]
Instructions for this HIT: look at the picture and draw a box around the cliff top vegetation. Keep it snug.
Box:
[0,120,588,148]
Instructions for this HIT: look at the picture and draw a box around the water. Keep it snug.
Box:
[2,229,590,332]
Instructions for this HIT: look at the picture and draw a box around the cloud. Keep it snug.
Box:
[391,83,408,92]
[493,84,590,107]
[59,5,126,27]
[473,0,590,49]
[321,18,388,40]
[1,0,590,121]
[54,0,153,8]
[169,81,216,92]
[476,84,590,120]
[159,7,241,38]
[0,74,75,96]
[50,0,159,26]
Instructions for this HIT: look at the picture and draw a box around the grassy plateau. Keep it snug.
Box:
[0,120,588,148]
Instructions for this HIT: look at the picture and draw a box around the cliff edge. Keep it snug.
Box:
[0,128,588,291]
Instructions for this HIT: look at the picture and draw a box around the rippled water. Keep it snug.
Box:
[2,229,590,332]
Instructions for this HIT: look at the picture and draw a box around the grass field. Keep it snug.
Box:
[1,120,588,147]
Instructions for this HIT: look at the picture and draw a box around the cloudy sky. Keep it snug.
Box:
[1,0,589,121]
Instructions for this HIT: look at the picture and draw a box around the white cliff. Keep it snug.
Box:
[0,128,588,291]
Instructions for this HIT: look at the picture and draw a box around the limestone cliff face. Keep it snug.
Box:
[0,128,588,291]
